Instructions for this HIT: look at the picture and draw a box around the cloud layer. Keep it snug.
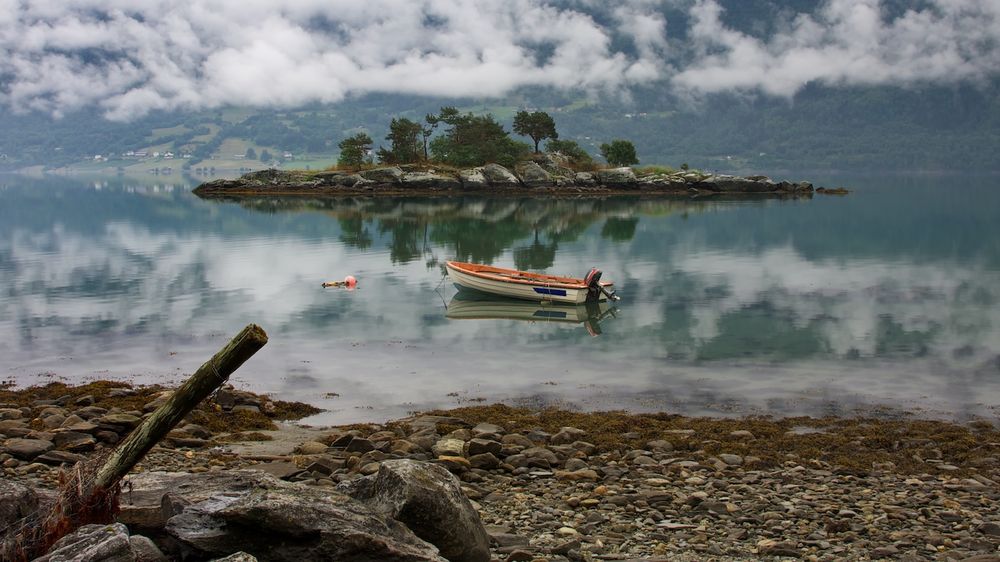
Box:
[674,0,1000,96]
[1,0,998,120]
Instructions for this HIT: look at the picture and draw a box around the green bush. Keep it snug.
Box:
[600,139,639,167]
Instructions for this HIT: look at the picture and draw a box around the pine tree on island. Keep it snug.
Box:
[377,118,423,164]
[337,132,373,169]
[513,110,558,153]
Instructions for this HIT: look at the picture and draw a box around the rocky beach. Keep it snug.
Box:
[2,382,998,561]
[191,159,842,199]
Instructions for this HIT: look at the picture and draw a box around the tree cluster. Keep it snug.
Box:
[426,107,530,168]
[339,107,639,170]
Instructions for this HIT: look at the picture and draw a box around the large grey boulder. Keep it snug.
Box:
[33,523,136,562]
[0,479,41,532]
[401,172,462,190]
[340,459,490,562]
[124,471,445,562]
[480,164,521,187]
[458,168,488,190]
[514,162,553,188]
[596,167,638,187]
[361,167,405,184]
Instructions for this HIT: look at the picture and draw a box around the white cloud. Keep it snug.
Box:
[674,0,1000,96]
[0,0,664,120]
[0,0,998,120]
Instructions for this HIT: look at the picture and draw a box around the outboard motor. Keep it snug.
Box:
[585,267,620,302]
[584,267,603,302]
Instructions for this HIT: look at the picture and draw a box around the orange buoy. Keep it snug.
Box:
[322,275,357,289]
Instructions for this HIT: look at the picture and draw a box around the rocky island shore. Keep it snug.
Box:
[2,382,996,562]
[192,160,843,199]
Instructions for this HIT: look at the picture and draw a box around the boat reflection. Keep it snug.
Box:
[446,291,618,336]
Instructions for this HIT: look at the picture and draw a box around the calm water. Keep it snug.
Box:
[1,173,998,424]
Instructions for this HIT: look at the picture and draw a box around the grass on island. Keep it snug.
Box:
[634,165,678,176]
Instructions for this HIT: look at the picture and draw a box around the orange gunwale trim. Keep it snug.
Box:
[446,261,613,290]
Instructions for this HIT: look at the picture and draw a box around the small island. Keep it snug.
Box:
[192,161,829,198]
[193,107,844,198]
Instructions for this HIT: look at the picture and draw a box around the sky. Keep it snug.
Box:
[1,0,999,120]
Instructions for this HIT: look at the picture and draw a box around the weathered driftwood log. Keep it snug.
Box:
[92,323,268,490]
[4,323,268,562]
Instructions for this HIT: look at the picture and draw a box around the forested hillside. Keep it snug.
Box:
[3,80,996,172]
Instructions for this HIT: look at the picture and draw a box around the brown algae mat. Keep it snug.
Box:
[418,405,1000,477]
[0,380,320,435]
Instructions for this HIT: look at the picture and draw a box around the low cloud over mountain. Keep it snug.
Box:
[1,0,998,120]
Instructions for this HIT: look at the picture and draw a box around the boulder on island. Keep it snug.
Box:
[401,172,462,190]
[481,163,521,187]
[514,161,553,188]
[693,175,776,193]
[361,166,405,184]
[595,167,638,187]
[458,167,489,190]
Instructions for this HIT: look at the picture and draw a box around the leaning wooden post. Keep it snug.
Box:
[4,324,269,562]
[91,323,268,490]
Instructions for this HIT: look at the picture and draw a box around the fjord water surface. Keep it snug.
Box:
[1,173,998,423]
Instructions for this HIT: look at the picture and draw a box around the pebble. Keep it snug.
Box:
[5,385,1000,562]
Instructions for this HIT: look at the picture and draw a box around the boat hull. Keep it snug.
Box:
[446,261,607,304]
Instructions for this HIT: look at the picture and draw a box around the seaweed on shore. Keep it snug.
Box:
[0,381,320,434]
[423,404,1000,476]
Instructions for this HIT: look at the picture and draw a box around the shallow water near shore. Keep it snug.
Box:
[1,172,999,424]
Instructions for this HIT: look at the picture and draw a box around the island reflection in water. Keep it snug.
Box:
[1,175,999,423]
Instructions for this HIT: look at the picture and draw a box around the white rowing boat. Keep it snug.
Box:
[445,261,618,304]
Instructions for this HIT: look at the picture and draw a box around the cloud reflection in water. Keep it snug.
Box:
[1,179,998,423]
